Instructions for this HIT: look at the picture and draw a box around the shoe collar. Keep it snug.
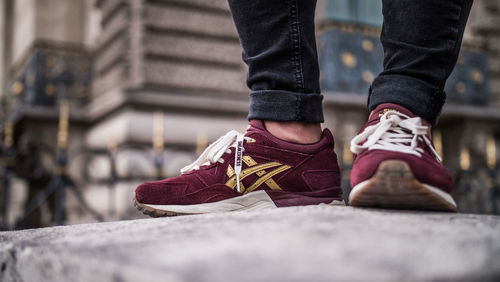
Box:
[246,120,334,154]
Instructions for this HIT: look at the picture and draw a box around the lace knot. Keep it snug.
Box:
[350,111,441,162]
[180,130,252,192]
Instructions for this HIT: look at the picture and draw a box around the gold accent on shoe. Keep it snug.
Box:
[225,162,282,188]
[242,155,258,166]
[379,108,400,117]
[245,165,291,193]
[227,165,235,177]
[225,156,289,193]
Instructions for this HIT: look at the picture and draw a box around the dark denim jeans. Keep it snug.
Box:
[227,0,473,125]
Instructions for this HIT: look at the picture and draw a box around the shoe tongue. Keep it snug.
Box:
[247,119,266,132]
[368,103,433,154]
[369,103,416,123]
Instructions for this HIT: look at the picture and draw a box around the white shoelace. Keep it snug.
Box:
[350,111,441,161]
[180,130,252,192]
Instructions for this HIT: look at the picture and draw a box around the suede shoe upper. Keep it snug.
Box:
[350,103,453,193]
[135,120,342,207]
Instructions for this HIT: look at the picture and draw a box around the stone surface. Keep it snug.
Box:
[144,4,237,38]
[10,0,36,64]
[85,109,249,150]
[144,60,247,93]
[1,206,500,282]
[36,0,86,44]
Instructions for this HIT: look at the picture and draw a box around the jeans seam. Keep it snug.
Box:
[289,0,305,96]
[442,0,471,89]
[426,1,469,121]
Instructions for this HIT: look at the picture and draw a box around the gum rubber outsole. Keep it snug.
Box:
[133,190,278,217]
[349,160,458,212]
[134,190,345,217]
[133,195,186,217]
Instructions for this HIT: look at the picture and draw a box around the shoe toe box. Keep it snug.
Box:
[135,181,189,205]
[351,150,453,193]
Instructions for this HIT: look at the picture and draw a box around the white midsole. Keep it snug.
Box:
[144,190,345,214]
[349,179,457,208]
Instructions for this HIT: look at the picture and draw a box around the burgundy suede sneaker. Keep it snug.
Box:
[134,120,343,216]
[349,103,457,212]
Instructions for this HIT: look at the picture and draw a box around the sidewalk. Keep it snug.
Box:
[1,205,500,282]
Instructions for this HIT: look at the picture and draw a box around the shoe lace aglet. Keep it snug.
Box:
[236,174,241,193]
[234,134,244,193]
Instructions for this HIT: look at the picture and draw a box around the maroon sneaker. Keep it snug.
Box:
[134,120,343,216]
[349,103,457,212]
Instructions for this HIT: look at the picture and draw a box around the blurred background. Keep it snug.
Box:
[0,0,499,230]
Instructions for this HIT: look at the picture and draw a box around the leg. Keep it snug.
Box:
[350,0,473,211]
[369,0,474,125]
[228,0,323,143]
[133,0,345,216]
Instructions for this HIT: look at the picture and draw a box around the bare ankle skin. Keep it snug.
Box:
[263,121,322,144]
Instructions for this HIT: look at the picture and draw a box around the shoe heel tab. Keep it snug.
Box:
[248,120,266,131]
[322,128,335,147]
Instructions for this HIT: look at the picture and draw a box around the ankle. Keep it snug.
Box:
[263,121,322,144]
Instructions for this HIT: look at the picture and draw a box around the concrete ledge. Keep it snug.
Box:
[1,206,500,282]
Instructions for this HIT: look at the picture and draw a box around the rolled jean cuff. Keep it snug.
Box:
[368,75,446,126]
[248,90,324,123]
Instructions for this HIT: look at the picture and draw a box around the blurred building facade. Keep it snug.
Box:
[0,0,499,228]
